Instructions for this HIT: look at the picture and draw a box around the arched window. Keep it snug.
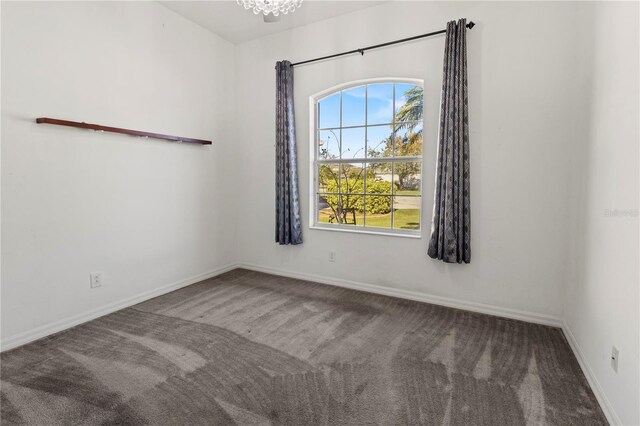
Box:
[310,79,423,236]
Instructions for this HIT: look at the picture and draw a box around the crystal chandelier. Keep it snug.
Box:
[236,0,303,16]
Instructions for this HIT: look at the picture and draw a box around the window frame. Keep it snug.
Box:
[308,78,424,238]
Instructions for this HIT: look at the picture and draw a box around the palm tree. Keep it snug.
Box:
[394,86,423,133]
[390,86,424,190]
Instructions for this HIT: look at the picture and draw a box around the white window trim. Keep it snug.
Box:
[308,77,425,238]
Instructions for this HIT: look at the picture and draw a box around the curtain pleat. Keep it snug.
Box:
[428,19,470,263]
[275,61,302,245]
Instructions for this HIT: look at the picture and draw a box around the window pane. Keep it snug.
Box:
[365,163,392,195]
[393,196,421,230]
[340,194,364,227]
[318,163,340,193]
[340,162,365,194]
[394,122,422,157]
[342,86,366,127]
[395,84,423,122]
[367,83,394,125]
[317,194,338,224]
[318,93,340,128]
[341,127,365,159]
[318,129,340,160]
[393,161,422,195]
[366,125,393,158]
[315,81,423,235]
[364,195,392,229]
[317,194,363,227]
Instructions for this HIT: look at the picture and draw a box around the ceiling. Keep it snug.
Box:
[159,1,385,44]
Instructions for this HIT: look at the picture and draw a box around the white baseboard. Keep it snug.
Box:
[0,263,239,352]
[562,321,621,426]
[238,263,563,328]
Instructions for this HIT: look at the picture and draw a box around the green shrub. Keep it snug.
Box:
[323,178,392,215]
[364,191,392,214]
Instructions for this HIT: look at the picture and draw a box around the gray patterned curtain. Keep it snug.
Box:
[275,61,302,245]
[428,19,470,263]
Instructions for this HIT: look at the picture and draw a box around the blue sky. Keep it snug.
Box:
[318,83,419,160]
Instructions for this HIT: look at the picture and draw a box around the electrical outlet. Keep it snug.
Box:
[611,346,619,373]
[90,272,103,288]
[328,250,336,263]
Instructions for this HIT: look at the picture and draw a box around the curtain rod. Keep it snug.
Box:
[290,21,475,67]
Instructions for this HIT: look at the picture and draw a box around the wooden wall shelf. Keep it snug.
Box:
[35,117,212,145]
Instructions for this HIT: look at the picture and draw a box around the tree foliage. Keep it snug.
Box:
[319,164,392,223]
[395,86,423,131]
[322,179,392,215]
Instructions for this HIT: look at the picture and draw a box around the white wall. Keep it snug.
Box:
[1,1,238,346]
[564,2,640,425]
[234,1,588,323]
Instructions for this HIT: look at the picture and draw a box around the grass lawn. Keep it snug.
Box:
[319,208,420,230]
[395,190,421,196]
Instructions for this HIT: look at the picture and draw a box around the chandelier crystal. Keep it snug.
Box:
[236,0,303,16]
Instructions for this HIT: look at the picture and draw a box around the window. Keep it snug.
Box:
[311,79,423,236]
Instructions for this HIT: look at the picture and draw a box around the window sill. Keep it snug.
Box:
[309,224,422,239]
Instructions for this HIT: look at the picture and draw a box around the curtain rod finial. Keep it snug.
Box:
[467,21,475,29]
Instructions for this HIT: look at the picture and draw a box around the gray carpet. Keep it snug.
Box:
[1,269,606,425]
